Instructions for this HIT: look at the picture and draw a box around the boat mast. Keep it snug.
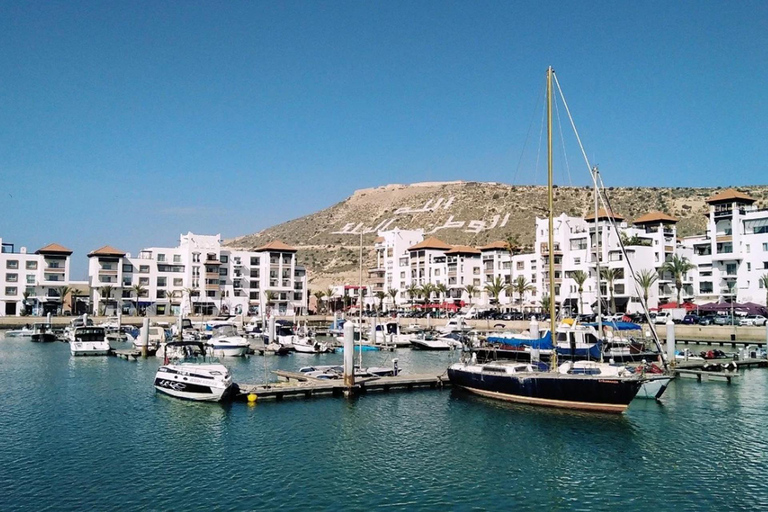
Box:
[358,230,363,369]
[547,67,556,348]
[592,166,603,346]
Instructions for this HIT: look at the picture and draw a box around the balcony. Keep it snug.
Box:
[540,243,562,255]
[46,266,67,273]
[205,282,220,291]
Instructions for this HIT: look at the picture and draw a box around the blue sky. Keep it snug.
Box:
[1,1,766,278]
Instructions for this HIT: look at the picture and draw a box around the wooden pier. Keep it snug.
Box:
[235,372,450,402]
[674,369,740,383]
[112,349,142,360]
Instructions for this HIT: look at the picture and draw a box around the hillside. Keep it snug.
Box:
[228,181,768,289]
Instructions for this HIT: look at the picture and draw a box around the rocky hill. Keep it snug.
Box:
[228,181,768,289]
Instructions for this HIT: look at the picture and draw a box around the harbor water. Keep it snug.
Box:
[1,333,767,511]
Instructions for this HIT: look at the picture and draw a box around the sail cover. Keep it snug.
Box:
[487,331,553,349]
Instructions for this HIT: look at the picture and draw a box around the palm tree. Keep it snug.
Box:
[264,290,276,316]
[57,285,73,315]
[131,284,147,316]
[406,283,421,310]
[22,291,31,316]
[540,292,551,314]
[571,270,588,315]
[359,287,368,311]
[660,254,695,305]
[505,233,522,255]
[375,291,386,312]
[484,276,506,314]
[98,285,114,316]
[599,268,621,315]
[435,282,449,316]
[634,269,659,307]
[388,288,399,312]
[325,288,335,313]
[421,283,435,304]
[313,290,326,314]
[463,284,478,309]
[760,274,768,307]
[509,275,535,307]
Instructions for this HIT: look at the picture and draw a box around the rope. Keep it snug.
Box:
[512,82,546,185]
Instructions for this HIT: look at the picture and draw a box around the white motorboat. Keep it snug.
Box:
[70,326,111,356]
[298,361,399,379]
[437,316,471,335]
[372,322,412,347]
[205,324,249,357]
[410,331,464,350]
[133,326,166,354]
[63,316,95,342]
[293,337,332,354]
[560,360,672,401]
[5,325,34,338]
[154,341,234,401]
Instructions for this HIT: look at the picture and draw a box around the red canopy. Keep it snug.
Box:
[658,302,697,311]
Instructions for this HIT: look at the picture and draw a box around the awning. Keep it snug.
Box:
[138,301,155,307]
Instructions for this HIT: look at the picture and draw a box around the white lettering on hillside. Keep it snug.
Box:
[329,213,509,236]
[393,196,455,215]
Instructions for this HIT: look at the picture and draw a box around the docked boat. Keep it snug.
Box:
[5,325,34,338]
[70,326,111,356]
[30,323,57,343]
[63,316,95,342]
[410,331,464,350]
[205,324,249,357]
[154,341,234,401]
[293,337,333,354]
[133,325,165,354]
[436,316,471,335]
[298,361,399,379]
[372,321,412,347]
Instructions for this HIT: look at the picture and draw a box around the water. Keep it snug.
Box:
[1,334,767,511]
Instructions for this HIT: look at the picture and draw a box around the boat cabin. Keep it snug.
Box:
[73,327,106,341]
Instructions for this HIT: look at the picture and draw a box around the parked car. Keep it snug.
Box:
[713,315,737,326]
[698,316,714,326]
[739,314,767,327]
[682,314,700,325]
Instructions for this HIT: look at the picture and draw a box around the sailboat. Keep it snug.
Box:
[448,67,659,414]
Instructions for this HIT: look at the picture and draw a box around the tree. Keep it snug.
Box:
[505,233,522,255]
[509,275,534,306]
[264,290,276,316]
[435,282,448,316]
[57,285,73,315]
[325,288,335,313]
[571,270,588,315]
[620,232,652,247]
[634,269,659,307]
[21,291,31,316]
[484,276,506,313]
[359,287,368,310]
[661,255,695,305]
[463,284,478,309]
[388,288,399,311]
[599,268,621,315]
[406,284,421,309]
[761,274,768,307]
[313,290,326,314]
[421,283,435,303]
[131,284,147,316]
[98,285,114,316]
[375,291,386,312]
[540,292,551,314]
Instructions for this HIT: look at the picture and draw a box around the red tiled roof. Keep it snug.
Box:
[255,240,297,252]
[445,245,481,255]
[705,188,756,204]
[478,241,509,251]
[87,245,126,257]
[408,237,452,251]
[36,243,73,255]
[633,211,679,224]
[585,208,625,221]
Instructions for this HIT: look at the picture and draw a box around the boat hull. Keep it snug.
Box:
[70,342,111,356]
[31,334,58,343]
[447,366,642,414]
[636,376,672,400]
[205,345,248,357]
[154,378,232,402]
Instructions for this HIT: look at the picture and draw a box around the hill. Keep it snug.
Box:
[228,181,768,289]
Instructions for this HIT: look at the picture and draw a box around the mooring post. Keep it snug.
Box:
[343,320,355,387]
[269,316,276,344]
[529,316,539,339]
[666,319,676,365]
[141,318,150,358]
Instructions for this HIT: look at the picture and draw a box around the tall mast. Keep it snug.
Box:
[358,230,363,369]
[547,67,556,342]
[592,166,603,341]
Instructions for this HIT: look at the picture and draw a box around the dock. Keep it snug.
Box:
[235,372,450,402]
[674,369,740,383]
[112,349,142,360]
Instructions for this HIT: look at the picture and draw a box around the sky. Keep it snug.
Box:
[1,1,766,278]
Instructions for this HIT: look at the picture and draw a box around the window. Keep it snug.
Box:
[746,245,751,254]
[173,278,183,287]
[6,273,17,282]
[614,284,625,295]
[139,265,150,273]
[294,292,302,301]
[173,254,181,263]
[250,257,260,266]
[219,268,228,276]
[700,282,713,293]
[26,275,35,284]
[207,291,216,297]
[157,253,166,262]
[123,264,133,272]
[517,262,524,270]
[26,261,37,270]
[763,242,768,252]
[400,272,405,279]
[219,279,226,286]
[6,260,18,269]
[435,269,440,276]
[123,278,131,286]
[157,277,167,287]
[156,290,166,299]
[139,277,149,285]
[220,255,229,263]
[747,263,752,271]
[570,238,588,250]
[193,253,201,263]
[250,291,260,300]
[574,257,581,265]
[5,287,17,295]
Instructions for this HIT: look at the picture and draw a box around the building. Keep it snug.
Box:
[87,233,308,317]
[369,228,425,308]
[0,238,74,316]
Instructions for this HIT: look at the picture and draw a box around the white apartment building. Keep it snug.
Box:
[369,229,425,307]
[682,189,768,305]
[88,233,308,317]
[0,238,74,316]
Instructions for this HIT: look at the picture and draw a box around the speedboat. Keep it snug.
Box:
[133,326,165,354]
[293,337,333,354]
[437,316,471,335]
[298,361,400,379]
[205,324,249,357]
[70,326,111,356]
[5,325,34,338]
[63,316,94,342]
[372,321,412,347]
[410,331,464,350]
[154,341,234,401]
[30,323,57,343]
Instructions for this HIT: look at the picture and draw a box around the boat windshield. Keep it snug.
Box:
[74,328,106,341]
[212,325,238,337]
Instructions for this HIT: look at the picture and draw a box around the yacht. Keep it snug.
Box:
[293,337,333,354]
[437,316,471,335]
[70,326,111,356]
[372,321,412,347]
[63,316,94,342]
[205,324,249,357]
[154,341,234,401]
[133,326,165,354]
[5,325,34,338]
[410,331,464,350]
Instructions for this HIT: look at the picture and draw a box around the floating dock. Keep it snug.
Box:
[235,372,450,402]
[675,369,740,383]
